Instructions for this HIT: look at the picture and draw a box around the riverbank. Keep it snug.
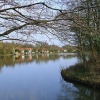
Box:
[61,63,100,89]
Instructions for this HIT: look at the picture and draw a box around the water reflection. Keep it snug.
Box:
[0,54,99,100]
[58,79,100,100]
[0,54,76,70]
[0,54,78,100]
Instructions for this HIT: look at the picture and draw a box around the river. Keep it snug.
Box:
[0,54,99,100]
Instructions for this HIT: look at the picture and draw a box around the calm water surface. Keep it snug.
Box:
[0,54,100,100]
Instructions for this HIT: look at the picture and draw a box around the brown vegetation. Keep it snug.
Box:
[61,62,100,89]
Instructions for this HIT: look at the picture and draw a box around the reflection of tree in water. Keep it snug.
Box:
[0,54,75,71]
[57,79,100,100]
[32,54,61,64]
[0,56,15,68]
[62,54,77,59]
[0,55,34,70]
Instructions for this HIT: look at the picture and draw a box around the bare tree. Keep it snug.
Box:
[0,0,100,61]
[0,0,84,45]
[0,0,66,43]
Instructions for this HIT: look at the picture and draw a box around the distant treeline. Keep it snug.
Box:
[0,41,77,55]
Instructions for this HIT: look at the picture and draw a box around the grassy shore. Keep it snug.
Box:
[61,63,100,89]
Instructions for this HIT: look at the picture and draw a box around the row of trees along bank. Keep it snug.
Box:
[72,0,100,63]
[0,42,77,56]
[58,0,100,63]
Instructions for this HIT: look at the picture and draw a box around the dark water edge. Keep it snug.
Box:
[60,78,100,100]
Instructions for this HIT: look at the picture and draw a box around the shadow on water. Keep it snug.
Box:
[57,78,100,100]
